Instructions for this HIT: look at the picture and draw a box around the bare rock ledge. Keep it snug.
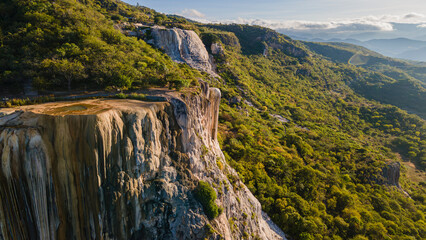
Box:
[0,86,286,240]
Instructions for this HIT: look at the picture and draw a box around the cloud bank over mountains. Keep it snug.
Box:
[223,13,426,33]
[178,10,426,41]
[172,7,426,61]
[180,11,426,31]
[229,18,395,32]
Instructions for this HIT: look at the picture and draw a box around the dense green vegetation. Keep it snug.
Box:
[0,0,200,94]
[1,1,425,239]
[194,181,222,220]
[198,25,426,239]
[304,41,426,118]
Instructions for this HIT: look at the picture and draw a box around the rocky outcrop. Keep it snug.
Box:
[150,27,217,76]
[381,162,401,187]
[0,85,285,239]
[263,32,309,58]
[211,43,224,56]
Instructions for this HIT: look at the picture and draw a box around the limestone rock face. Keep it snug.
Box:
[150,27,216,76]
[381,162,401,187]
[0,86,285,239]
[211,43,224,55]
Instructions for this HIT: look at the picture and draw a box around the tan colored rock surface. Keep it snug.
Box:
[0,85,285,240]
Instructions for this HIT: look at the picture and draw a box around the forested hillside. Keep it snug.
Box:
[0,1,425,240]
[201,25,426,239]
[0,0,200,94]
[304,41,426,118]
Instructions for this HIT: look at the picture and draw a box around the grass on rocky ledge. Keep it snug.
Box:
[114,92,147,100]
[194,181,223,220]
[0,95,56,108]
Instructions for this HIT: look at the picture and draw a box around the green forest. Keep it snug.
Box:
[0,0,425,239]
[0,0,200,93]
[206,27,426,239]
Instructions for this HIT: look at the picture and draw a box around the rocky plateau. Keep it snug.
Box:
[0,84,286,240]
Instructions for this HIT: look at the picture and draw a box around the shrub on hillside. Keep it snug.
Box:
[194,181,222,219]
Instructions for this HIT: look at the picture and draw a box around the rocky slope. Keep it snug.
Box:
[0,84,285,240]
[381,162,401,187]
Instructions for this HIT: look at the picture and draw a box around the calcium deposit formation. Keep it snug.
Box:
[0,84,286,240]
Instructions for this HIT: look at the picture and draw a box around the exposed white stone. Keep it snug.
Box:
[0,87,285,240]
[151,27,217,76]
[211,43,224,55]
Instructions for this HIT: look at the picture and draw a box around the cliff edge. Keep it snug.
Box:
[149,26,217,76]
[0,85,285,239]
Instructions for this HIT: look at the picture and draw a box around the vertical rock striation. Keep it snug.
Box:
[381,162,401,187]
[0,85,285,239]
[150,27,217,76]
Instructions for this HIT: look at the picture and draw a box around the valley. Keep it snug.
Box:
[0,0,425,239]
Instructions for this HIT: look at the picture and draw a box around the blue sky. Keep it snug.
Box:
[123,0,426,40]
[123,0,426,21]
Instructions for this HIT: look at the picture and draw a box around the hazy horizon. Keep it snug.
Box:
[124,0,426,22]
[124,1,426,42]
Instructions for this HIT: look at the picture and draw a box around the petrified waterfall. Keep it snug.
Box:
[381,162,401,187]
[150,27,216,76]
[0,84,285,239]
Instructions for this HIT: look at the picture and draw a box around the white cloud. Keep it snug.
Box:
[214,18,393,33]
[180,9,205,19]
[371,13,426,23]
[211,13,426,33]
[403,13,425,20]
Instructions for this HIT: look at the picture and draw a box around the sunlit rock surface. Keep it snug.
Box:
[150,27,216,76]
[0,85,285,240]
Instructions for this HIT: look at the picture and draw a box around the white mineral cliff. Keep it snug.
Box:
[150,27,216,76]
[0,84,286,240]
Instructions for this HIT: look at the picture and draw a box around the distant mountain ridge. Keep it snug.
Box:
[1,1,425,239]
[279,21,426,62]
[303,40,426,118]
[398,46,426,62]
[290,37,426,62]
[363,38,426,61]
